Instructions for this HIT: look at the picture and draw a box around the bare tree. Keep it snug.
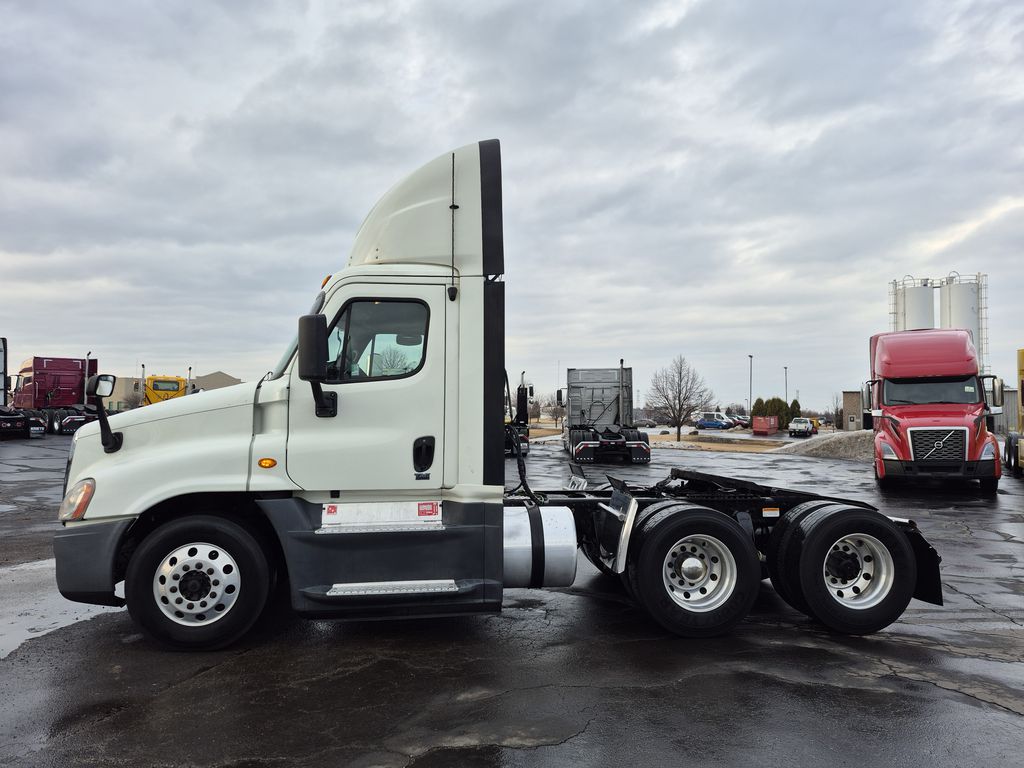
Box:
[647,355,714,441]
[377,346,411,374]
[542,393,566,429]
[528,399,541,422]
[830,392,843,428]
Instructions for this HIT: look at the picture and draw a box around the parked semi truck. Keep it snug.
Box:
[863,329,1003,493]
[143,372,189,406]
[55,141,942,650]
[559,362,650,464]
[6,352,99,435]
[1003,349,1024,478]
[0,337,36,439]
[504,371,532,456]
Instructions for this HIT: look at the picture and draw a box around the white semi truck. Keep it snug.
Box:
[55,141,942,650]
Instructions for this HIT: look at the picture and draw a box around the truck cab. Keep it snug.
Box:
[55,140,513,648]
[864,330,1003,493]
[144,375,188,405]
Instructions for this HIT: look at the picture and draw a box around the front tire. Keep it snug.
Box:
[126,515,271,650]
[629,508,760,637]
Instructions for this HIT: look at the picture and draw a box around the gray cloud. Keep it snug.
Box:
[1,0,1022,410]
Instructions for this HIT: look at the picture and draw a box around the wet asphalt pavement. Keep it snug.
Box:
[1,438,1022,767]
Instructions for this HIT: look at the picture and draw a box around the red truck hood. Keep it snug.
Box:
[883,403,984,429]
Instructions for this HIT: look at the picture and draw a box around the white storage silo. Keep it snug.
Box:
[939,275,984,366]
[893,281,935,331]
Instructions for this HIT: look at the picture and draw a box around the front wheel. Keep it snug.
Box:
[630,508,760,637]
[126,515,271,650]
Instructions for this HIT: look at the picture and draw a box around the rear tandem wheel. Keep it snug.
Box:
[626,507,760,637]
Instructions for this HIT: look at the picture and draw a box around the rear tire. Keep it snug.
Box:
[126,515,271,650]
[629,508,760,637]
[1006,435,1020,477]
[796,509,916,635]
[767,501,837,614]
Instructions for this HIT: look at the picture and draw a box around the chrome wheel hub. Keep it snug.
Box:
[663,535,737,612]
[821,533,894,610]
[152,542,241,626]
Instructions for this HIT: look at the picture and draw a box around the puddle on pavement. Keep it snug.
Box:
[0,559,123,659]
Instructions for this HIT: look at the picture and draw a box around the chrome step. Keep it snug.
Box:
[315,521,445,535]
[326,579,459,597]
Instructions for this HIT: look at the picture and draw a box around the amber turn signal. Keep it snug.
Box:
[257,458,277,469]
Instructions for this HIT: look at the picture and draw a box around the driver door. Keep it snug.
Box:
[285,282,446,492]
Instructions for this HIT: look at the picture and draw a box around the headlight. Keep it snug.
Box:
[980,442,996,460]
[58,478,95,522]
[880,442,898,459]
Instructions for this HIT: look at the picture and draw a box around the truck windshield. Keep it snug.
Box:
[883,376,981,406]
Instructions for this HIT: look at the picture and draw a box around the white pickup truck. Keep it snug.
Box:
[788,417,815,438]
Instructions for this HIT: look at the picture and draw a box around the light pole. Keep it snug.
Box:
[748,355,753,416]
[784,366,788,403]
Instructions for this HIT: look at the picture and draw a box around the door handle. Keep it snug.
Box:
[413,436,435,473]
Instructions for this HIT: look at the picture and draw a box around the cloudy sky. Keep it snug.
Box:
[2,0,1022,411]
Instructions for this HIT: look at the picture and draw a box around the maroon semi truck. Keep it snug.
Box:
[10,354,100,435]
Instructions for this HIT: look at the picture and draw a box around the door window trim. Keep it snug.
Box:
[325,297,431,385]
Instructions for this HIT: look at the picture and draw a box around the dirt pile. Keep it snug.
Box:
[772,430,874,462]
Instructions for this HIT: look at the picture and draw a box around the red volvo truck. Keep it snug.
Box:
[11,355,100,435]
[863,329,1003,493]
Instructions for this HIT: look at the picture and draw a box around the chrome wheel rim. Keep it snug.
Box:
[821,533,894,610]
[662,535,737,612]
[152,542,241,626]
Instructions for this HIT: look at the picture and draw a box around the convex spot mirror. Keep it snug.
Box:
[396,334,423,347]
[86,374,116,399]
[298,314,328,382]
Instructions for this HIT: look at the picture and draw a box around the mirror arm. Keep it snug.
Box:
[309,382,337,418]
[92,395,123,453]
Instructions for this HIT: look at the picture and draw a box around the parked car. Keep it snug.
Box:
[634,418,658,428]
[727,414,749,428]
[695,412,732,430]
[788,417,815,438]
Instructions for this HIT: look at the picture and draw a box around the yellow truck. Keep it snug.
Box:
[144,375,187,405]
[1005,349,1024,477]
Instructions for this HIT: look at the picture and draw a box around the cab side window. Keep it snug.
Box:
[325,300,429,383]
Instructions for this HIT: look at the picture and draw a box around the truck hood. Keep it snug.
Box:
[75,382,259,439]
[883,403,985,430]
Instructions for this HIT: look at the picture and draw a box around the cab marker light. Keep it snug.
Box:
[321,274,332,288]
[258,458,278,469]
[59,478,96,522]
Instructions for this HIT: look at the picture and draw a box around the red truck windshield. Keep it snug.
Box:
[883,376,981,406]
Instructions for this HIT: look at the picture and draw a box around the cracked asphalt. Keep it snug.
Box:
[1,438,1022,767]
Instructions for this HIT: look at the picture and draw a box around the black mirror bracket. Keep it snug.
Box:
[310,383,337,418]
[92,396,123,453]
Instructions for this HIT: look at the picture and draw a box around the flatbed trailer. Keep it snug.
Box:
[54,140,942,650]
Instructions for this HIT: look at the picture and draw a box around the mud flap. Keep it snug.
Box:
[901,524,943,605]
